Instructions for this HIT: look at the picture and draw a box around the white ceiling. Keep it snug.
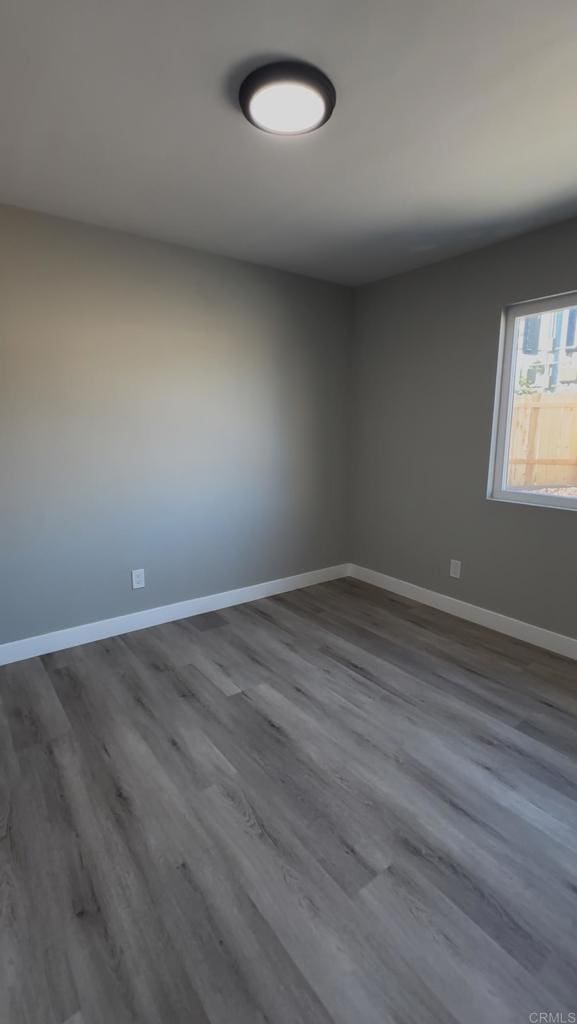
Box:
[3,0,577,284]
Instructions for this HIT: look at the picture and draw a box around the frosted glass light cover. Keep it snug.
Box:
[249,81,326,135]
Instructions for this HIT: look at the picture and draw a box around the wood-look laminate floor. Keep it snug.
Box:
[1,579,577,1024]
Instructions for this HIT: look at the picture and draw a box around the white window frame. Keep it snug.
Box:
[488,289,577,512]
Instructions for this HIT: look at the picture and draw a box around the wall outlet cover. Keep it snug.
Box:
[131,568,146,590]
[449,559,462,580]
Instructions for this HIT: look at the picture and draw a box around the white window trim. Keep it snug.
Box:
[488,289,577,512]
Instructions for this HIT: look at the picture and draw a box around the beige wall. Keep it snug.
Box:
[0,206,351,643]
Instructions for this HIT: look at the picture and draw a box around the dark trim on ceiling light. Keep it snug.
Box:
[238,60,336,134]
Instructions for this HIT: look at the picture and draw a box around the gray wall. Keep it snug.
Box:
[4,203,577,647]
[351,216,577,640]
[0,206,351,643]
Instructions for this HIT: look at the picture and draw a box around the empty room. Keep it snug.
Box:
[2,2,577,1022]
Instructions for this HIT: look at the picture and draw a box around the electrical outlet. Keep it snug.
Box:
[131,568,146,590]
[449,559,462,580]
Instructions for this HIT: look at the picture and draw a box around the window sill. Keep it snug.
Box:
[487,491,577,513]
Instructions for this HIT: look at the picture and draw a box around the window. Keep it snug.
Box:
[489,291,577,511]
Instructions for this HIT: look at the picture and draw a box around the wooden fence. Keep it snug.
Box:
[508,392,577,488]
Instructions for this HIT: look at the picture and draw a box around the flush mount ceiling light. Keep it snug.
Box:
[239,61,336,136]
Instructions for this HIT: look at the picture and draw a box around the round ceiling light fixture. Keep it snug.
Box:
[239,61,336,136]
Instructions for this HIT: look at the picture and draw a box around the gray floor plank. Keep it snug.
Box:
[1,579,577,1023]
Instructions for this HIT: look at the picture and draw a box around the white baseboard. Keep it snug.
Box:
[0,564,349,667]
[3,560,575,667]
[349,564,577,662]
